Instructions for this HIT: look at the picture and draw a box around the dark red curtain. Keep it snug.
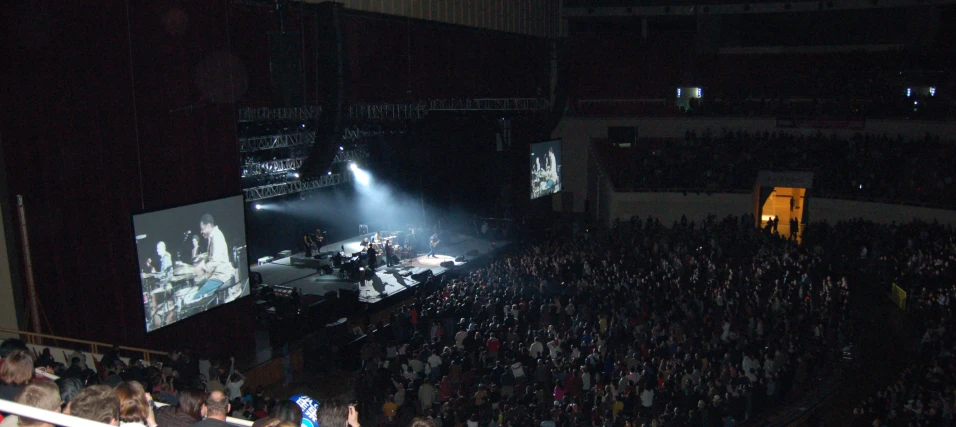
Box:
[0,0,261,357]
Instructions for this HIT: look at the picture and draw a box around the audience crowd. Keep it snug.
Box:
[602,130,956,207]
[354,214,853,426]
[809,219,956,427]
[2,214,955,427]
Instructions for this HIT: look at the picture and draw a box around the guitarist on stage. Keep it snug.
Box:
[427,234,439,258]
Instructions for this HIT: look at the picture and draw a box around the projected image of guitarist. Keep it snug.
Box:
[427,234,440,258]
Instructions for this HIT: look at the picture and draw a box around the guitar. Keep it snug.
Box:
[430,239,440,248]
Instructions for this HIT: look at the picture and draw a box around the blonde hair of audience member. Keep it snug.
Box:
[65,385,120,426]
[315,400,360,427]
[1,349,35,386]
[114,381,153,426]
[16,381,62,427]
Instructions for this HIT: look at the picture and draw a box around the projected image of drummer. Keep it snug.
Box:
[192,214,236,302]
[133,195,249,333]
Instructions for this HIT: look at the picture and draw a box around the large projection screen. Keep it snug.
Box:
[132,195,249,333]
[530,139,562,200]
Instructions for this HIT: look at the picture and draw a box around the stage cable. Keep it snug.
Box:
[125,0,145,210]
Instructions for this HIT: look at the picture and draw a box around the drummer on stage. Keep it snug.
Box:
[193,214,235,300]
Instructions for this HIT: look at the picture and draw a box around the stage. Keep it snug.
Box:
[251,232,508,304]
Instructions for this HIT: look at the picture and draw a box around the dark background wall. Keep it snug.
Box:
[0,0,550,356]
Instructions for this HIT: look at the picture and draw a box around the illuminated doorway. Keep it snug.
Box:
[753,171,813,241]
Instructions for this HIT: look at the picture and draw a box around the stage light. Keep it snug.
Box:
[293,172,300,178]
[339,146,344,150]
[350,163,370,186]
[255,204,262,210]
[327,171,332,175]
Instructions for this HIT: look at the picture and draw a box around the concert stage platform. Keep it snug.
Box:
[251,232,508,304]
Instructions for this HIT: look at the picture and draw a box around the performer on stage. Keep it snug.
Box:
[190,235,203,262]
[155,241,173,285]
[193,214,235,300]
[385,240,394,267]
[428,234,439,258]
[367,244,378,271]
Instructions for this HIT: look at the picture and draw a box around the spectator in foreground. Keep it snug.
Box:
[115,381,156,427]
[316,400,360,427]
[0,381,61,427]
[194,391,230,427]
[65,385,120,425]
[408,418,436,427]
[268,400,302,426]
[155,388,206,427]
[0,349,35,401]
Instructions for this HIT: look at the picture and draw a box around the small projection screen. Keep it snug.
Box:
[132,195,249,333]
[530,139,562,200]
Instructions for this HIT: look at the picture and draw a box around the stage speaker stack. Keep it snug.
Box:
[440,261,455,269]
[268,31,304,107]
[298,2,349,179]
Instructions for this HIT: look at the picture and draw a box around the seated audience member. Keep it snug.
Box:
[0,340,28,360]
[55,377,84,410]
[193,391,230,427]
[0,381,61,427]
[316,400,360,427]
[0,350,35,401]
[115,381,157,427]
[65,385,120,425]
[61,358,86,380]
[155,388,206,427]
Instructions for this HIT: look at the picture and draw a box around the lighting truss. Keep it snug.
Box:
[428,98,551,111]
[348,98,551,121]
[238,106,322,122]
[239,131,316,153]
[244,173,352,202]
[241,146,369,178]
[343,126,385,140]
[242,157,306,177]
[332,146,370,163]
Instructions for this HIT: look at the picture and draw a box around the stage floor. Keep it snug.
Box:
[251,232,508,304]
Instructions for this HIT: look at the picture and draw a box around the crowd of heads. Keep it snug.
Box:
[353,214,858,426]
[826,219,956,427]
[0,341,360,427]
[2,212,955,427]
[605,130,956,208]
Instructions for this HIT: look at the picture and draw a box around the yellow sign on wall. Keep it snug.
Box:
[889,283,907,311]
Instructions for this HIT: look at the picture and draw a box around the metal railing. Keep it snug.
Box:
[0,328,165,363]
[0,397,254,427]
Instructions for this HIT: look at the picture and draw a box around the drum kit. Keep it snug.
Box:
[142,260,225,329]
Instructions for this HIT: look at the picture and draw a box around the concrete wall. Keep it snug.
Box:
[609,192,753,225]
[554,116,956,213]
[606,191,956,226]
